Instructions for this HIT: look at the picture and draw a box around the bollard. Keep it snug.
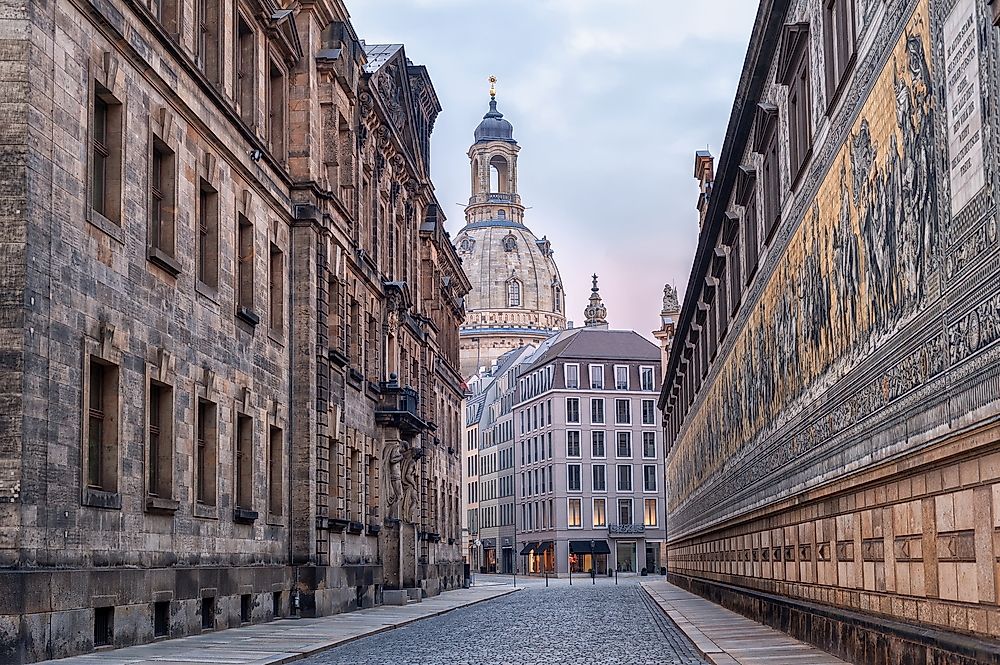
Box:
[569,566,572,585]
[545,570,548,587]
[591,568,595,585]
[615,569,618,585]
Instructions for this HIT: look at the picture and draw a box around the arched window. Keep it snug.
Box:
[507,279,521,308]
[553,286,562,312]
[489,155,509,193]
[497,210,506,219]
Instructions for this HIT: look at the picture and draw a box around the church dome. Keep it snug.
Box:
[474,98,516,144]
[454,219,565,335]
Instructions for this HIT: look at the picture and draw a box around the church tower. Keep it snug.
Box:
[454,78,567,378]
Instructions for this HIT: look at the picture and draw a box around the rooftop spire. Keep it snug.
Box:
[488,75,497,99]
[584,274,608,327]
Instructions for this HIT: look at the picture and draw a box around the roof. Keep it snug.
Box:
[362,43,402,73]
[522,327,659,372]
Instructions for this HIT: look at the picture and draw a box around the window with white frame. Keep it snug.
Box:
[564,363,580,389]
[640,366,655,391]
[568,498,582,528]
[591,398,605,424]
[643,498,657,527]
[641,399,656,425]
[590,364,604,389]
[615,365,629,390]
[592,463,606,492]
[593,497,606,527]
[567,464,582,491]
[592,431,606,458]
[616,431,632,458]
[566,431,581,458]
[617,464,632,492]
[643,464,657,492]
[617,497,633,525]
[642,431,656,459]
[615,398,631,424]
[566,397,580,424]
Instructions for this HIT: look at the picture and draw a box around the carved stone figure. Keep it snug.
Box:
[400,450,419,523]
[382,441,404,521]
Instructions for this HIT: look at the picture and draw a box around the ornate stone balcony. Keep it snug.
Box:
[375,375,428,436]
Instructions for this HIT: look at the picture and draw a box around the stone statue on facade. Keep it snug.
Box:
[382,440,404,522]
[662,283,680,313]
[400,449,420,523]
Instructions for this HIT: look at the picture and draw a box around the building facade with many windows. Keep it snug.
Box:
[660,0,1000,662]
[0,0,468,661]
[513,285,665,576]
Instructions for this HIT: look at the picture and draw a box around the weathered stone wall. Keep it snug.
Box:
[663,0,1000,658]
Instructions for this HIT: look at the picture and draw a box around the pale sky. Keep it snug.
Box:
[349,0,758,339]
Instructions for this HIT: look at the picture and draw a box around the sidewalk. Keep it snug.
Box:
[641,581,848,665]
[41,585,516,665]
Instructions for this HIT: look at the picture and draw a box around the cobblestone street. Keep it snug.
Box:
[303,576,708,665]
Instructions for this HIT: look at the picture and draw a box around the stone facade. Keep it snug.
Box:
[454,92,566,378]
[660,0,1000,662]
[0,0,468,661]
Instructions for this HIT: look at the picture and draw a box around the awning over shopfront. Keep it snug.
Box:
[519,542,538,555]
[535,541,553,553]
[569,540,611,554]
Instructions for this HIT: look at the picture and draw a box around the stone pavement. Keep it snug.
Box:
[641,581,848,665]
[38,585,515,665]
[301,574,709,665]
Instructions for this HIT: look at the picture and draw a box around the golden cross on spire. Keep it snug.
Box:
[488,75,497,98]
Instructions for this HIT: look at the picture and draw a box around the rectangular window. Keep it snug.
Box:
[91,85,122,223]
[591,431,606,458]
[86,358,119,492]
[614,365,629,390]
[149,138,176,261]
[617,464,633,492]
[567,464,581,492]
[745,191,760,281]
[592,464,606,492]
[566,397,580,424]
[640,366,654,392]
[268,60,286,161]
[643,464,658,492]
[824,0,857,106]
[564,363,580,389]
[235,414,253,510]
[566,431,581,458]
[642,431,656,459]
[236,14,256,126]
[590,364,604,389]
[147,382,173,499]
[590,398,605,424]
[615,398,631,425]
[567,498,582,528]
[197,180,219,287]
[641,399,656,425]
[616,432,632,458]
[268,426,283,516]
[196,399,217,505]
[617,498,633,526]
[236,214,256,321]
[788,51,813,180]
[762,136,780,241]
[644,498,658,527]
[269,243,284,333]
[593,497,606,527]
[730,233,743,313]
[196,0,221,83]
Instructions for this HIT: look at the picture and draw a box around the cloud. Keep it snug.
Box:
[349,0,756,339]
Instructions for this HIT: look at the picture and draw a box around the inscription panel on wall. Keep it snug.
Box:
[944,0,984,216]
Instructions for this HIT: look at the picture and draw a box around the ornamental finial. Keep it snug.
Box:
[488,75,497,98]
